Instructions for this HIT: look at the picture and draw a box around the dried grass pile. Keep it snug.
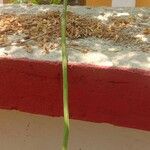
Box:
[0,11,149,53]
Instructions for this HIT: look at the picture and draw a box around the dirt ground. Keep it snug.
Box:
[0,5,149,70]
[0,5,149,53]
[0,109,150,150]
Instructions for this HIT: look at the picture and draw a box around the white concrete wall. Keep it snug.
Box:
[112,0,136,7]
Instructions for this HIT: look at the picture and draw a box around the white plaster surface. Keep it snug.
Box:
[112,0,136,7]
[0,109,150,150]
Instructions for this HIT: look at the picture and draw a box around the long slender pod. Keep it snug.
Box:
[61,0,70,150]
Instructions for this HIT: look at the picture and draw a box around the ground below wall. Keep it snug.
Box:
[0,58,150,131]
[1,109,150,150]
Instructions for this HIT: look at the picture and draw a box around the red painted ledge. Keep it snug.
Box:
[0,58,150,131]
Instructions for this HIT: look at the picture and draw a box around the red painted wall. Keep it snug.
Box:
[0,58,150,131]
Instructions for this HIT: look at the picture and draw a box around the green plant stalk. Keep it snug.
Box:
[61,0,69,150]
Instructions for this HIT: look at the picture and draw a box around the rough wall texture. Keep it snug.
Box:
[86,0,150,7]
[86,0,111,6]
[136,0,150,7]
[0,58,150,131]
